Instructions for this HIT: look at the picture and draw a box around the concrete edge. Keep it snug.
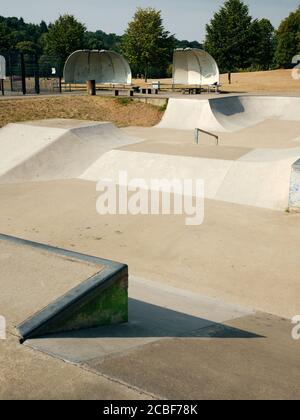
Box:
[0,233,128,342]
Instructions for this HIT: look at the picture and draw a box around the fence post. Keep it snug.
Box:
[8,53,13,92]
[34,54,40,95]
[1,79,4,96]
[20,53,26,95]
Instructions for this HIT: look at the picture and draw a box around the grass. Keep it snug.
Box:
[0,95,164,128]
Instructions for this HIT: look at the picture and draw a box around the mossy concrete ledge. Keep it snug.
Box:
[0,233,128,342]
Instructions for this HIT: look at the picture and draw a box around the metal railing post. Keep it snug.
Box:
[194,128,219,146]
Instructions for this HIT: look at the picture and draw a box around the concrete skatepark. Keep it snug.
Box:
[1,96,300,211]
[1,94,300,399]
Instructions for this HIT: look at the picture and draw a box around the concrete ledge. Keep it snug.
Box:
[0,234,128,342]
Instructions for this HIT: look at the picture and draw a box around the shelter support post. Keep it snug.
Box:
[87,80,96,96]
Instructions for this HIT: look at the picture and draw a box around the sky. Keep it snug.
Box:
[1,0,299,42]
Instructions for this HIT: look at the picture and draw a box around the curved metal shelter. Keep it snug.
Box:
[0,55,6,80]
[64,50,132,85]
[173,48,219,86]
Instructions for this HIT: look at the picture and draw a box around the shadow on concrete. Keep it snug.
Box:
[40,299,263,340]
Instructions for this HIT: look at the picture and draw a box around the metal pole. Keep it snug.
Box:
[194,128,199,144]
[194,128,219,146]
[20,53,26,95]
[34,54,40,95]
[9,53,13,92]
[1,79,4,96]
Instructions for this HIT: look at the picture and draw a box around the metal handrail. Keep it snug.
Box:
[194,128,219,146]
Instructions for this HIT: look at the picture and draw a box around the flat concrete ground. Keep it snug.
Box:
[0,179,299,399]
[1,179,299,318]
[122,120,300,151]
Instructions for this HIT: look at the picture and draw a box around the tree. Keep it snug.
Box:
[275,6,300,68]
[84,30,122,51]
[249,19,275,70]
[0,22,13,52]
[16,40,40,55]
[175,40,202,50]
[122,7,174,81]
[44,15,86,64]
[204,0,254,72]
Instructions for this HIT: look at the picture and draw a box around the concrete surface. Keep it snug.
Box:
[25,275,254,363]
[80,146,300,211]
[124,119,300,150]
[0,334,151,400]
[0,119,139,183]
[1,96,300,211]
[1,95,300,400]
[0,240,102,334]
[158,96,300,131]
[87,313,300,400]
[0,179,299,319]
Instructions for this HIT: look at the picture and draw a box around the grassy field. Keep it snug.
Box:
[134,69,300,93]
[220,69,300,93]
[0,96,163,129]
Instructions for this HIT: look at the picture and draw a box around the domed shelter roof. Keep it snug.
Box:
[173,48,219,86]
[64,50,132,85]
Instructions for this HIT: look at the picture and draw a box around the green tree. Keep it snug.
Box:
[204,0,254,72]
[0,22,14,52]
[16,40,40,55]
[84,30,122,51]
[249,19,275,70]
[175,39,202,50]
[275,6,300,68]
[122,7,174,81]
[44,15,86,64]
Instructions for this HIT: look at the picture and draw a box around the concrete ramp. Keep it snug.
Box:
[158,96,300,132]
[0,119,139,183]
[80,147,300,211]
[157,98,226,132]
[0,234,128,341]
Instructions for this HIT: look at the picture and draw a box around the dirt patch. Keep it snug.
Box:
[0,96,163,128]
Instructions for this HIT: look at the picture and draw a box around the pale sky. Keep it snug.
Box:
[1,0,299,42]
